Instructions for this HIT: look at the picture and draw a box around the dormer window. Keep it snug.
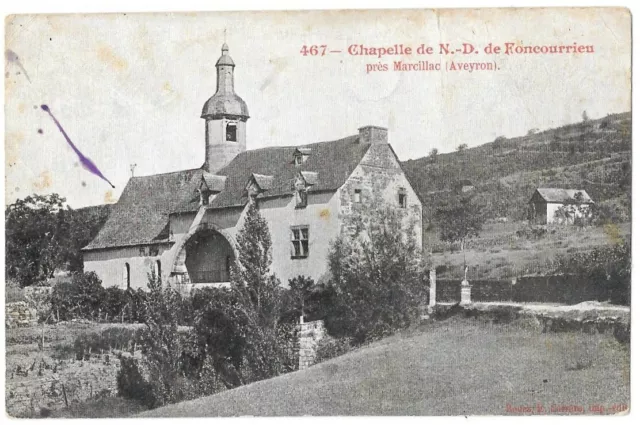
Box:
[226,122,237,142]
[200,189,210,205]
[293,148,311,166]
[398,188,407,209]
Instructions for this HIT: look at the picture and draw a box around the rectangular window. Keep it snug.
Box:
[398,188,407,208]
[291,226,310,259]
[354,188,362,203]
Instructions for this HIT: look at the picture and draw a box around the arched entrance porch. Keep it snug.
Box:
[171,224,236,285]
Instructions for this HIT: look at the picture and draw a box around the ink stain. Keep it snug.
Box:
[41,104,115,188]
[5,49,31,83]
[37,129,43,134]
[81,181,87,187]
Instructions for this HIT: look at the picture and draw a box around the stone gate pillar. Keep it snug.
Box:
[429,269,437,307]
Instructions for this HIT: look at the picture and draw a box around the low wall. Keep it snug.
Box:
[513,275,605,304]
[435,280,461,303]
[298,320,326,370]
[433,274,607,305]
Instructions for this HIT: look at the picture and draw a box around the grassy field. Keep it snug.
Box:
[428,221,631,279]
[141,316,630,417]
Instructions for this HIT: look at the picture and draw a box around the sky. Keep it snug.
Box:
[4,8,631,208]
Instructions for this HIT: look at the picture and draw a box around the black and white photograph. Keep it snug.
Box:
[2,5,632,418]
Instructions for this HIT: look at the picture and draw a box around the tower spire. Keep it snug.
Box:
[201,43,249,173]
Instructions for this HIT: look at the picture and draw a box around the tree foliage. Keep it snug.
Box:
[5,194,110,286]
[434,193,486,250]
[326,201,428,343]
[5,194,69,286]
[190,202,297,388]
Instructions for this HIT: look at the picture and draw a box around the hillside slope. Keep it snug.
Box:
[402,112,631,221]
[140,319,628,416]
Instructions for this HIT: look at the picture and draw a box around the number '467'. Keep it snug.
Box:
[300,45,327,56]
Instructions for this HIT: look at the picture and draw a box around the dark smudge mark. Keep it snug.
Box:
[41,104,115,188]
[81,181,87,187]
[37,129,43,134]
[5,49,31,83]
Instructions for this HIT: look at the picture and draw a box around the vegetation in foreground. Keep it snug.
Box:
[141,315,630,416]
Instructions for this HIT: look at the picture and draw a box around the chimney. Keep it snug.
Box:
[358,125,388,144]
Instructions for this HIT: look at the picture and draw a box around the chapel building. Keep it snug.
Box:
[82,44,423,289]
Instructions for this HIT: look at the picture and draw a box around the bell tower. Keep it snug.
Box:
[201,43,250,173]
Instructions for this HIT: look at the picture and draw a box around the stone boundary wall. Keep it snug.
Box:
[298,320,325,370]
[6,302,38,328]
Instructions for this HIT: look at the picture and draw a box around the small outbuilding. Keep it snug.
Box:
[528,188,594,225]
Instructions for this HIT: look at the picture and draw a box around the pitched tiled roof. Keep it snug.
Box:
[84,135,370,250]
[83,168,204,250]
[533,188,594,204]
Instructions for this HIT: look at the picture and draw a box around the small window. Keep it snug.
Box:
[295,189,308,208]
[398,188,407,209]
[294,155,302,166]
[226,122,237,142]
[354,188,362,203]
[123,263,131,289]
[291,226,310,258]
[154,260,161,281]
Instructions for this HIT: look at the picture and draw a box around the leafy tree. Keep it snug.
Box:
[326,200,428,343]
[5,194,69,286]
[191,202,296,388]
[433,193,486,275]
[136,275,188,406]
[5,194,111,286]
[582,110,590,122]
[428,148,439,161]
[456,143,468,152]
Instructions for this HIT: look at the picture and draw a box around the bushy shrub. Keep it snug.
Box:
[50,272,105,321]
[102,287,130,322]
[555,241,630,305]
[315,335,353,363]
[326,201,429,343]
[116,356,155,408]
[73,327,146,360]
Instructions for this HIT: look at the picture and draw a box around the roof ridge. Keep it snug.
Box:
[131,167,203,179]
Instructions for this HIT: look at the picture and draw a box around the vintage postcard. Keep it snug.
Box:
[3,7,631,418]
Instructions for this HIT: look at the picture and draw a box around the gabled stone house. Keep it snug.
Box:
[82,44,422,290]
